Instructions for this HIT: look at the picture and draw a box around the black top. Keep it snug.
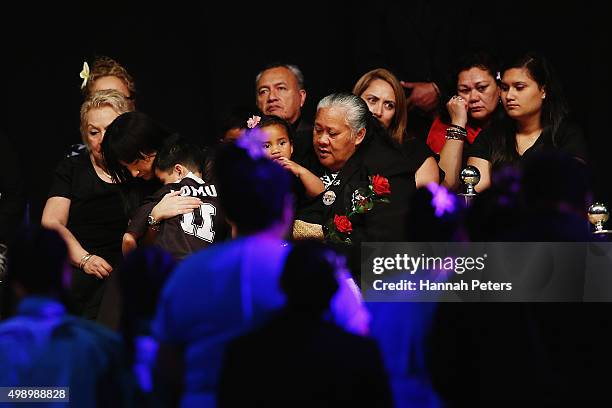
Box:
[468,120,588,169]
[48,153,127,266]
[297,132,417,244]
[401,136,435,174]
[128,175,229,260]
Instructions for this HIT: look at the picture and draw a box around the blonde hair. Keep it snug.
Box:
[352,68,408,144]
[83,56,136,101]
[80,89,133,147]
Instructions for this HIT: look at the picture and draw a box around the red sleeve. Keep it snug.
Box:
[427,117,482,154]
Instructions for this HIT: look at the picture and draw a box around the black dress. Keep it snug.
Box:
[47,153,127,319]
[298,131,416,243]
[296,132,416,280]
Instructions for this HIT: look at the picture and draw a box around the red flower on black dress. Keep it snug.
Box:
[324,174,392,245]
[333,214,353,233]
[371,175,391,196]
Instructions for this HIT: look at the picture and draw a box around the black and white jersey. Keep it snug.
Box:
[128,173,229,259]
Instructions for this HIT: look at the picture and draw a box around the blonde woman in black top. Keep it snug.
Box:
[42,90,132,319]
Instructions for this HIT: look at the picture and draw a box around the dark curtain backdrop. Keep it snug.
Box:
[2,2,607,226]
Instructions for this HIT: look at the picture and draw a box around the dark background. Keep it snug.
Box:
[2,3,608,226]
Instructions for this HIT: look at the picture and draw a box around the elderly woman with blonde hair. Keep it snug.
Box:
[42,89,133,320]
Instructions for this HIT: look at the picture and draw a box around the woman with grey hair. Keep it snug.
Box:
[297,92,416,246]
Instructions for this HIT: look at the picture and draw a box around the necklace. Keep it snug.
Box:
[90,154,113,181]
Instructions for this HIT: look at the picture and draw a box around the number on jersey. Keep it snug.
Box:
[180,203,216,242]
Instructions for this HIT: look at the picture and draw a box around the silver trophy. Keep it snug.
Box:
[588,202,611,234]
[459,165,480,204]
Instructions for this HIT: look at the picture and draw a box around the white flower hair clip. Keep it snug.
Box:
[246,115,261,129]
[79,61,90,89]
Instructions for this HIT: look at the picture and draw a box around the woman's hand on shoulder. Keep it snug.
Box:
[150,190,202,221]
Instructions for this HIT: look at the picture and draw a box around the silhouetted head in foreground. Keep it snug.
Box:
[280,240,341,317]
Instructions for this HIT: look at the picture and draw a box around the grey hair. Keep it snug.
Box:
[317,93,369,135]
[80,89,133,147]
[255,63,305,89]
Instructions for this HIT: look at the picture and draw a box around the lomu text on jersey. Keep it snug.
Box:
[174,184,217,198]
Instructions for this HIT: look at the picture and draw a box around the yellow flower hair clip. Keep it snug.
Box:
[79,61,90,89]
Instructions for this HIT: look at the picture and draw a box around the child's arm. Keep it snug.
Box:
[276,157,325,198]
[297,167,325,198]
[122,232,139,256]
[126,200,159,251]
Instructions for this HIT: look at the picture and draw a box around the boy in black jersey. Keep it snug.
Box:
[123,137,229,259]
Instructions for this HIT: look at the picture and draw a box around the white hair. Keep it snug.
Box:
[317,93,369,135]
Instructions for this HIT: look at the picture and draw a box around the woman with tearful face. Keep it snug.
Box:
[426,51,504,190]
